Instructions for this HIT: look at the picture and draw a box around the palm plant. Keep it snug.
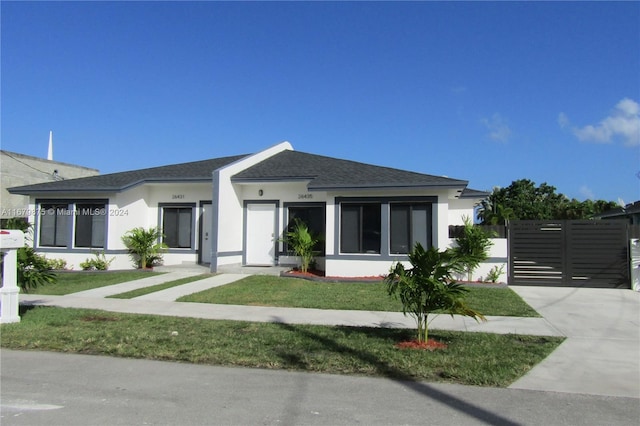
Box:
[3,217,56,292]
[452,216,495,281]
[282,218,318,273]
[385,243,485,343]
[121,227,167,269]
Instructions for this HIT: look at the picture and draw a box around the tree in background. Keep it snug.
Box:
[477,179,618,225]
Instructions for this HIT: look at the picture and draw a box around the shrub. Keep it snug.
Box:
[80,251,114,271]
[15,246,57,293]
[45,257,69,270]
[121,227,167,269]
[485,265,505,283]
[2,218,57,292]
[452,216,495,281]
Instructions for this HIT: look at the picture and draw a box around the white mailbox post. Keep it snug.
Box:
[1,230,25,323]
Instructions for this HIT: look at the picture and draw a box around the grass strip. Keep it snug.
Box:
[107,274,214,299]
[29,271,164,295]
[178,275,539,317]
[1,306,562,387]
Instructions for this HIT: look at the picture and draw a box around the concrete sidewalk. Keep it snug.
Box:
[18,293,561,336]
[14,271,640,399]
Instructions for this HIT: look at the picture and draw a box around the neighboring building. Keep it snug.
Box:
[1,150,99,219]
[8,141,489,277]
[594,200,640,225]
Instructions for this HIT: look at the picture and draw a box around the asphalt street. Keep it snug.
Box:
[1,350,639,426]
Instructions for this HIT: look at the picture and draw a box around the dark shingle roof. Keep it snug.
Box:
[8,149,482,196]
[8,155,247,194]
[459,188,490,199]
[232,150,468,190]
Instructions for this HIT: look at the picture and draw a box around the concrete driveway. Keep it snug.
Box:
[509,286,640,398]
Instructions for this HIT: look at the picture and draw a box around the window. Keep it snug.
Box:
[37,199,109,249]
[163,207,192,248]
[340,203,381,253]
[390,203,431,254]
[75,204,106,248]
[286,205,325,254]
[39,204,70,247]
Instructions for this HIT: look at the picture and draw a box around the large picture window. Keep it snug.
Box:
[163,207,193,248]
[286,204,325,254]
[75,204,106,248]
[340,203,381,254]
[39,204,70,247]
[390,203,431,254]
[37,199,109,249]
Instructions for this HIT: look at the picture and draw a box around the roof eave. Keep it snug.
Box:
[8,177,213,195]
[231,177,315,184]
[308,182,468,192]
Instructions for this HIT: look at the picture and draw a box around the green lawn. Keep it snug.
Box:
[107,274,214,299]
[29,270,164,295]
[178,275,540,317]
[0,306,563,387]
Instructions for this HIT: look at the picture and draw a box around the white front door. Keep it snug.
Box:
[200,203,212,264]
[245,203,276,266]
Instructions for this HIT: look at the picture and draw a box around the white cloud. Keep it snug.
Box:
[481,113,511,143]
[579,185,595,200]
[557,112,569,129]
[563,98,640,146]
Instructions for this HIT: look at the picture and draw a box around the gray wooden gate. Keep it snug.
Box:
[509,220,630,288]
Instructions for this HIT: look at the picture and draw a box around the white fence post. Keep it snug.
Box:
[1,230,25,323]
[631,239,640,292]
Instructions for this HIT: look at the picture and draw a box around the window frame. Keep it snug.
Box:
[74,203,107,248]
[389,202,432,254]
[38,203,71,247]
[339,202,382,254]
[160,204,196,249]
[335,196,436,259]
[283,202,326,255]
[36,199,109,250]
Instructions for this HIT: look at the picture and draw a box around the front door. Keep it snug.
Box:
[245,202,277,266]
[200,203,212,264]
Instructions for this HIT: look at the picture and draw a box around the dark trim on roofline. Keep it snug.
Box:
[231,177,314,183]
[308,183,467,191]
[9,178,213,195]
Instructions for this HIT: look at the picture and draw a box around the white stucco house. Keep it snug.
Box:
[8,141,490,277]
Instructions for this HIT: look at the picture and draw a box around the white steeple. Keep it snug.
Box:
[47,130,53,161]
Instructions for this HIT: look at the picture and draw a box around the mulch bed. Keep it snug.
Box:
[395,339,448,351]
[280,269,384,283]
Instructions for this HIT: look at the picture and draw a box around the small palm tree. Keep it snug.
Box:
[282,218,318,273]
[452,216,495,281]
[385,243,485,343]
[121,227,167,269]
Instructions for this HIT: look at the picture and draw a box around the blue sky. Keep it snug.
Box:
[2,1,639,203]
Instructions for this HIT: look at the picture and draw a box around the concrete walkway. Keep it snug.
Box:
[15,269,640,398]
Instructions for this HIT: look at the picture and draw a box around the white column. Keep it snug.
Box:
[1,249,21,323]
